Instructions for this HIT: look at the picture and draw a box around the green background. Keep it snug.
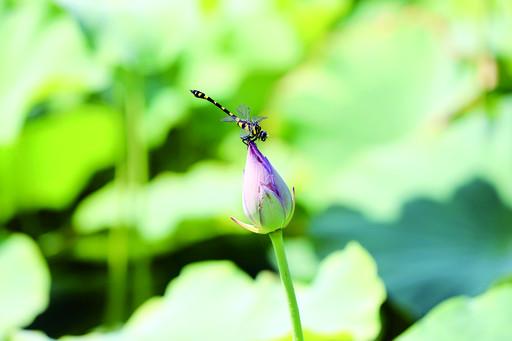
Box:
[1,0,511,340]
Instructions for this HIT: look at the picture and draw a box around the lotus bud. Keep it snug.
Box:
[231,141,295,234]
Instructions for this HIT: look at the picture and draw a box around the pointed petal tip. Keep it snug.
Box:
[230,216,261,234]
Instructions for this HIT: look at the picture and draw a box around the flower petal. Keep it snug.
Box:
[238,141,295,233]
[230,216,262,234]
[258,188,287,231]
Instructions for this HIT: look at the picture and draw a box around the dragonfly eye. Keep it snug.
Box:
[260,131,267,141]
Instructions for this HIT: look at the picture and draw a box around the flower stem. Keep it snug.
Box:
[106,214,128,325]
[269,229,304,341]
[122,69,152,310]
[106,69,151,325]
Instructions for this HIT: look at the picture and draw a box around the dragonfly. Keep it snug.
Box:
[190,90,268,144]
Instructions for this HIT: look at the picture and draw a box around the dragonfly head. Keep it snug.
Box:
[259,130,268,141]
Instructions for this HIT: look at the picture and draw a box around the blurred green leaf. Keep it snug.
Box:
[0,146,17,222]
[299,242,385,340]
[317,101,512,219]
[491,0,512,57]
[8,330,55,341]
[268,237,320,283]
[144,87,187,148]
[119,241,384,341]
[177,0,307,95]
[423,0,512,57]
[61,332,120,341]
[230,11,300,71]
[272,5,471,163]
[180,52,246,99]
[0,1,107,145]
[0,105,122,221]
[483,99,512,209]
[0,234,50,339]
[286,0,352,45]
[269,4,490,216]
[4,245,384,341]
[56,0,199,73]
[396,284,512,341]
[323,114,485,219]
[73,162,243,242]
[311,179,512,318]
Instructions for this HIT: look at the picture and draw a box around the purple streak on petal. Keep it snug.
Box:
[248,141,272,174]
[247,141,282,200]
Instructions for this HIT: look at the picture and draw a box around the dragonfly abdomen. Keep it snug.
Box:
[190,89,238,121]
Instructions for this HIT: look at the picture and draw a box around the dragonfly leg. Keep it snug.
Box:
[240,135,250,145]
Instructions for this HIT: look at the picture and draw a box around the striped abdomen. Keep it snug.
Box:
[190,90,240,123]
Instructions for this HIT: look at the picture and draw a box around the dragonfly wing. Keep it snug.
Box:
[221,116,236,122]
[252,116,268,123]
[236,104,251,120]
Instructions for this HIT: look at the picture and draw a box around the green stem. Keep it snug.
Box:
[106,213,128,325]
[106,69,151,325]
[122,70,152,309]
[269,229,304,341]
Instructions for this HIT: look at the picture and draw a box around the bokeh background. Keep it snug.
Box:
[1,0,511,340]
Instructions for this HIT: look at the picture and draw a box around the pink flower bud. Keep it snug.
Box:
[231,141,295,234]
